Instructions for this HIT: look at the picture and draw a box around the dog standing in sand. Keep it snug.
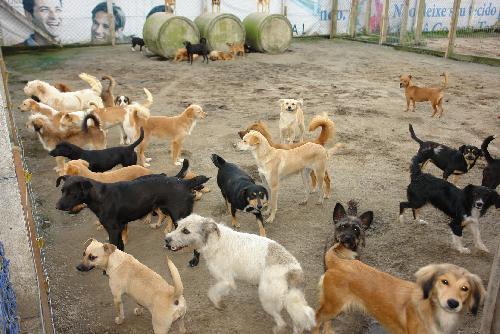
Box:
[279,98,305,144]
[400,72,448,117]
[77,239,187,334]
[165,214,316,334]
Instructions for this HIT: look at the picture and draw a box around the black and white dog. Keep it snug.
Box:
[399,150,500,254]
[481,135,500,189]
[409,124,482,182]
[131,36,145,52]
[114,95,131,107]
[211,154,268,236]
[183,38,209,64]
[323,200,373,269]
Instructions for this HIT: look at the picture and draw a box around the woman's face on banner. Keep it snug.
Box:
[32,0,63,38]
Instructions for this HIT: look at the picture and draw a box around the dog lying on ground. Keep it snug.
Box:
[50,128,143,172]
[481,135,500,189]
[55,166,209,252]
[211,154,269,236]
[115,95,131,107]
[77,239,187,334]
[165,214,316,333]
[239,114,340,194]
[279,98,305,144]
[323,200,373,268]
[183,38,209,64]
[100,75,116,107]
[208,51,234,61]
[131,37,146,52]
[24,73,103,111]
[173,48,199,62]
[238,130,332,223]
[400,72,448,117]
[399,150,500,254]
[27,113,106,172]
[124,103,207,167]
[314,246,485,334]
[409,124,481,183]
[226,42,245,56]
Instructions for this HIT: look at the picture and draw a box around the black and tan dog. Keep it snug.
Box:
[323,200,373,269]
[409,124,482,183]
[55,162,209,253]
[399,150,500,254]
[183,38,209,64]
[481,135,499,189]
[211,154,268,236]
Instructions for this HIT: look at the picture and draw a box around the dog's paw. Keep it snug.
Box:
[145,157,152,162]
[476,243,489,253]
[417,219,429,225]
[131,47,136,51]
[115,316,124,325]
[398,215,405,224]
[134,307,144,316]
[144,163,151,167]
[150,223,161,229]
[298,200,308,206]
[457,247,471,254]
[316,199,324,206]
[272,324,286,334]
[96,225,104,231]
[265,216,275,224]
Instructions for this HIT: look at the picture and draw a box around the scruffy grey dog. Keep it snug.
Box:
[323,200,373,268]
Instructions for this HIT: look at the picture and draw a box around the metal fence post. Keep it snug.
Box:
[414,0,425,44]
[106,0,116,46]
[364,0,372,34]
[399,0,410,44]
[445,0,461,58]
[349,0,359,37]
[379,0,389,43]
[330,0,338,38]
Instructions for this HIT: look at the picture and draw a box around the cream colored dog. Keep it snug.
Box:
[18,98,85,130]
[23,73,103,111]
[279,99,305,144]
[238,130,329,223]
[77,239,187,334]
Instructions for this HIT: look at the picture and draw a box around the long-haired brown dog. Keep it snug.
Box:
[101,75,116,107]
[314,247,485,334]
[238,114,341,195]
[400,72,448,117]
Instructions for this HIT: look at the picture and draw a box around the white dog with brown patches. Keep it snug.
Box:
[77,239,187,334]
[279,98,305,144]
[165,214,316,334]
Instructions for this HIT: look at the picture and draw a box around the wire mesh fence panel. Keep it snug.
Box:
[0,242,20,334]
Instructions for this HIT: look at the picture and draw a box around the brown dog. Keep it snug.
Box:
[400,72,448,117]
[208,50,234,61]
[226,42,245,57]
[173,48,199,62]
[101,75,116,107]
[314,246,485,334]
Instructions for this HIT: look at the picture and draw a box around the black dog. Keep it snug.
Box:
[409,124,481,182]
[323,200,373,270]
[55,160,209,253]
[131,36,145,51]
[183,38,209,64]
[211,154,268,236]
[399,150,500,254]
[481,135,499,189]
[49,128,144,172]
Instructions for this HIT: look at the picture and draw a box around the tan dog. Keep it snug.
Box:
[124,104,207,167]
[173,48,199,62]
[19,98,86,132]
[27,114,106,171]
[101,75,116,107]
[226,42,245,56]
[400,72,448,117]
[77,239,187,334]
[238,130,330,223]
[279,98,305,144]
[24,73,103,111]
[212,0,221,13]
[87,102,130,144]
[208,50,234,61]
[314,246,485,334]
[257,0,270,12]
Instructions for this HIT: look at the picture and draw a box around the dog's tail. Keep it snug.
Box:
[308,114,335,146]
[211,154,226,169]
[410,150,433,180]
[284,270,316,331]
[481,135,495,164]
[175,159,190,179]
[129,127,144,150]
[409,124,424,145]
[141,88,153,109]
[101,75,116,91]
[78,73,102,95]
[182,175,210,190]
[166,257,184,299]
[82,113,101,132]
[440,72,448,90]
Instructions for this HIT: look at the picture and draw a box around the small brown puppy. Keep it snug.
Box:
[400,72,448,117]
[77,239,187,334]
[226,42,245,56]
[173,48,199,62]
[101,75,116,107]
[314,247,485,334]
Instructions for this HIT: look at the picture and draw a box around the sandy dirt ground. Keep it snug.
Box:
[424,35,500,59]
[5,39,500,334]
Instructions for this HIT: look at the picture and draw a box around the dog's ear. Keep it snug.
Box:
[79,180,93,194]
[56,175,67,187]
[247,134,260,146]
[65,164,79,176]
[79,160,90,168]
[462,184,474,203]
[332,203,347,223]
[279,99,285,108]
[408,74,412,80]
[239,186,249,199]
[103,243,116,255]
[465,273,486,315]
[297,99,304,107]
[37,83,46,95]
[458,145,466,153]
[202,219,220,243]
[83,238,95,249]
[415,264,440,299]
[359,211,374,230]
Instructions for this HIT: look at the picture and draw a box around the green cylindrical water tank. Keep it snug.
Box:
[243,13,292,54]
[143,12,171,55]
[194,13,245,51]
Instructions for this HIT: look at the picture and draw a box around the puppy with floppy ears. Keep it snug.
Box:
[77,239,187,334]
[279,98,305,144]
[400,72,448,117]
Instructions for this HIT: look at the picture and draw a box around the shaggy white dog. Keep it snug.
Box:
[24,73,103,111]
[279,98,305,144]
[165,214,315,334]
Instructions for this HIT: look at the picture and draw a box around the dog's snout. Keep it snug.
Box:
[399,83,404,88]
[475,201,483,209]
[447,299,459,309]
[76,263,93,272]
[257,204,263,210]
[165,237,172,247]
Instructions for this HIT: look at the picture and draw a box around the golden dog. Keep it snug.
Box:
[400,72,448,117]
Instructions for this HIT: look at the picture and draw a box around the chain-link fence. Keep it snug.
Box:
[0,242,20,334]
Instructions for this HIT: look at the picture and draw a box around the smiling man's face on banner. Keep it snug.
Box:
[27,0,63,40]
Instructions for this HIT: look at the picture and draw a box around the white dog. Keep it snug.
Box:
[279,98,305,144]
[23,73,103,112]
[165,214,316,334]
